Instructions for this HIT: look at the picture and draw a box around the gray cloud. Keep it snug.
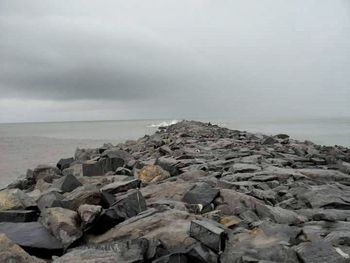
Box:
[1,0,350,122]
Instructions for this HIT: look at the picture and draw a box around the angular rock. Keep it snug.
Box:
[0,233,45,263]
[82,157,124,177]
[90,190,147,233]
[189,219,226,253]
[53,239,149,263]
[0,189,36,211]
[137,165,170,184]
[154,243,218,263]
[230,163,261,173]
[56,157,74,171]
[100,179,141,195]
[0,222,63,255]
[32,165,61,183]
[78,204,102,228]
[0,210,38,222]
[156,157,181,176]
[294,240,347,263]
[221,228,299,263]
[183,182,219,211]
[51,174,82,193]
[37,191,65,211]
[89,208,196,251]
[62,186,102,210]
[261,136,277,145]
[40,207,82,247]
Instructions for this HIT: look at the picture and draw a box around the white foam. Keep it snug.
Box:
[148,120,179,128]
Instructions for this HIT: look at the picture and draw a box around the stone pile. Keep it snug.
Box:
[1,120,350,262]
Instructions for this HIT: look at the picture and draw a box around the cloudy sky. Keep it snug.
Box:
[0,0,349,123]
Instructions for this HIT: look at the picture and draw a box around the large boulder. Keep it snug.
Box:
[0,234,45,263]
[40,207,82,247]
[137,165,170,184]
[101,148,135,167]
[32,165,61,183]
[37,191,65,211]
[183,182,219,212]
[82,158,124,177]
[51,174,82,193]
[294,240,347,263]
[0,222,63,255]
[155,157,182,176]
[89,208,196,251]
[53,239,149,263]
[62,186,102,210]
[0,189,36,211]
[100,179,141,195]
[90,190,147,233]
[220,227,299,263]
[78,204,102,228]
[56,157,74,171]
[189,219,226,253]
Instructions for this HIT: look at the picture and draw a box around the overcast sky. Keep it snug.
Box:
[0,0,349,123]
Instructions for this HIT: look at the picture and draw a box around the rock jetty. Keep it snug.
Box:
[1,120,350,262]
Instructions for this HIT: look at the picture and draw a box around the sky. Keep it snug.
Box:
[0,0,349,123]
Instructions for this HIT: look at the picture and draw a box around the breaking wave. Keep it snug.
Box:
[148,120,179,128]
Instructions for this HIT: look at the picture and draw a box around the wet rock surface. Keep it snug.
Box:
[1,120,350,262]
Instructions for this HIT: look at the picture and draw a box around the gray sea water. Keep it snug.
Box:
[0,118,349,188]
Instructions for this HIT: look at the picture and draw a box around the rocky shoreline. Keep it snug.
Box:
[1,120,350,262]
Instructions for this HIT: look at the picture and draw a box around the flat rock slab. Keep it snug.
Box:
[54,239,148,263]
[294,240,347,263]
[0,210,38,222]
[100,179,141,195]
[0,233,45,263]
[0,222,63,252]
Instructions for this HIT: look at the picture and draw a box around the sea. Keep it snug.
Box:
[1,118,349,188]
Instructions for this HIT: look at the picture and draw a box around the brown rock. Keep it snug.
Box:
[137,165,170,184]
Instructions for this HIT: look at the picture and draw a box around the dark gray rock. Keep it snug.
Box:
[100,179,141,195]
[230,163,261,173]
[156,157,182,176]
[294,240,347,263]
[0,210,38,222]
[56,157,74,170]
[0,222,63,255]
[101,148,135,166]
[261,136,277,145]
[90,190,147,233]
[37,191,65,211]
[189,219,226,253]
[51,174,82,193]
[53,238,149,263]
[82,157,124,177]
[183,182,219,210]
[32,165,61,183]
[62,186,102,210]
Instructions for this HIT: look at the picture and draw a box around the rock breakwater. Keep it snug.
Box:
[1,120,350,262]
